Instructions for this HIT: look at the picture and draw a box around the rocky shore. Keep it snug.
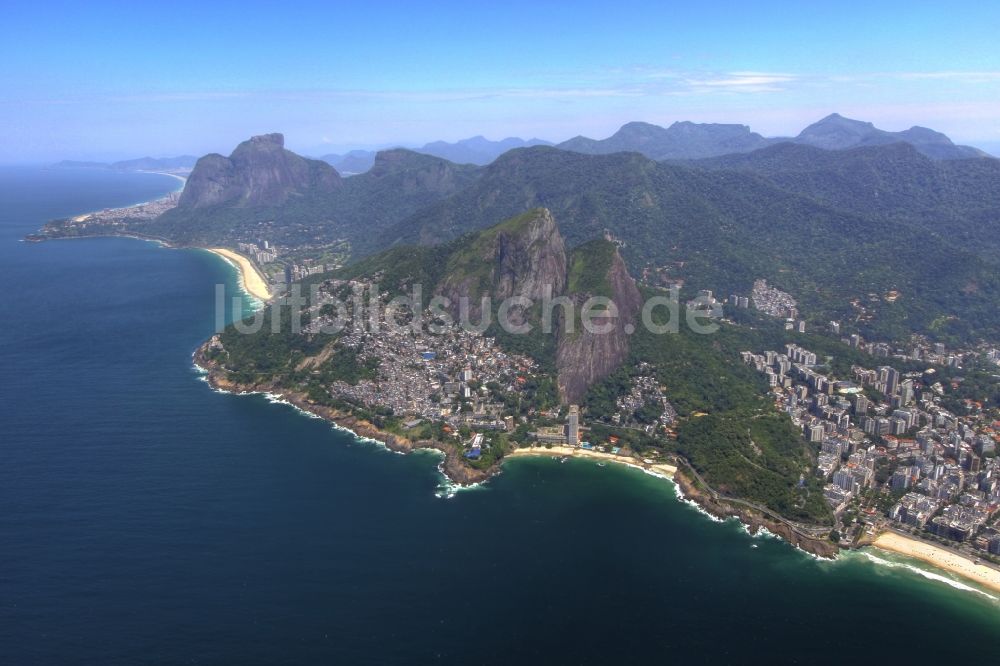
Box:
[672,469,841,559]
[195,345,498,486]
[196,340,839,558]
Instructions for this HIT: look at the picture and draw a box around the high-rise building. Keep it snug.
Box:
[878,366,900,395]
[566,405,580,446]
[899,379,914,405]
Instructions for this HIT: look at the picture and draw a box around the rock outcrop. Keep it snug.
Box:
[365,149,477,195]
[178,133,341,208]
[432,209,639,403]
[435,208,566,323]
[556,240,641,404]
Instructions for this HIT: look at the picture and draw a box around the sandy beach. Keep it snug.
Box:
[873,531,1000,594]
[506,445,678,478]
[206,248,272,301]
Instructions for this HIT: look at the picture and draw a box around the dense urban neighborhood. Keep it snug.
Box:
[743,336,1000,561]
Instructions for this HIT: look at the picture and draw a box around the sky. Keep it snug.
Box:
[2,0,1000,161]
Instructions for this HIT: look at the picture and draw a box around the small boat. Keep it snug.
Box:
[597,462,606,467]
[751,544,759,549]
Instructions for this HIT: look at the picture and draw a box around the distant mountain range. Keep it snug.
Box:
[54,114,990,179]
[320,136,552,173]
[559,121,774,160]
[559,113,988,161]
[53,155,198,172]
[791,113,988,159]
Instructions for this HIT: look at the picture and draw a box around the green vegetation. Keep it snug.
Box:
[585,297,833,523]
[566,238,615,299]
[391,146,1000,343]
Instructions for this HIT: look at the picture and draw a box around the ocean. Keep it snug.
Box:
[1,166,998,664]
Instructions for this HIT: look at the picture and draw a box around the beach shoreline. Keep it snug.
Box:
[505,445,678,478]
[204,248,272,301]
[871,531,1000,595]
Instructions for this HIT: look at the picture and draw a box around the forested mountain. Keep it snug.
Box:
[150,144,480,250]
[792,113,987,159]
[384,145,1000,342]
[691,141,1000,259]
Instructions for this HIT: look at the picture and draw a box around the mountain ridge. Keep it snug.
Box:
[322,136,552,173]
[559,113,989,161]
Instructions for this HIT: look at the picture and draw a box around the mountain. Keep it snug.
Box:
[435,208,567,319]
[110,155,198,172]
[384,145,1000,342]
[418,136,552,165]
[556,115,989,162]
[557,239,641,403]
[52,156,198,172]
[320,150,377,175]
[345,208,638,403]
[146,140,481,250]
[331,150,482,257]
[559,121,775,160]
[691,141,1000,259]
[320,137,552,174]
[792,113,988,160]
[178,133,341,209]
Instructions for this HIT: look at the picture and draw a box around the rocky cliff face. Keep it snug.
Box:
[435,208,566,322]
[556,244,641,404]
[365,149,477,195]
[178,133,341,208]
[433,210,638,403]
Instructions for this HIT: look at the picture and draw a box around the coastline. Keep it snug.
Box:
[871,531,1000,595]
[195,338,845,559]
[505,445,678,479]
[194,352,498,486]
[195,343,1000,596]
[203,248,272,301]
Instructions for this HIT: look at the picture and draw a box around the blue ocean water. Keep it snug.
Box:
[0,166,998,664]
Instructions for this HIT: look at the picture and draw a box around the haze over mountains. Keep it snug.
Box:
[321,136,552,173]
[320,113,989,173]
[54,114,991,177]
[53,155,199,172]
[558,113,988,161]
